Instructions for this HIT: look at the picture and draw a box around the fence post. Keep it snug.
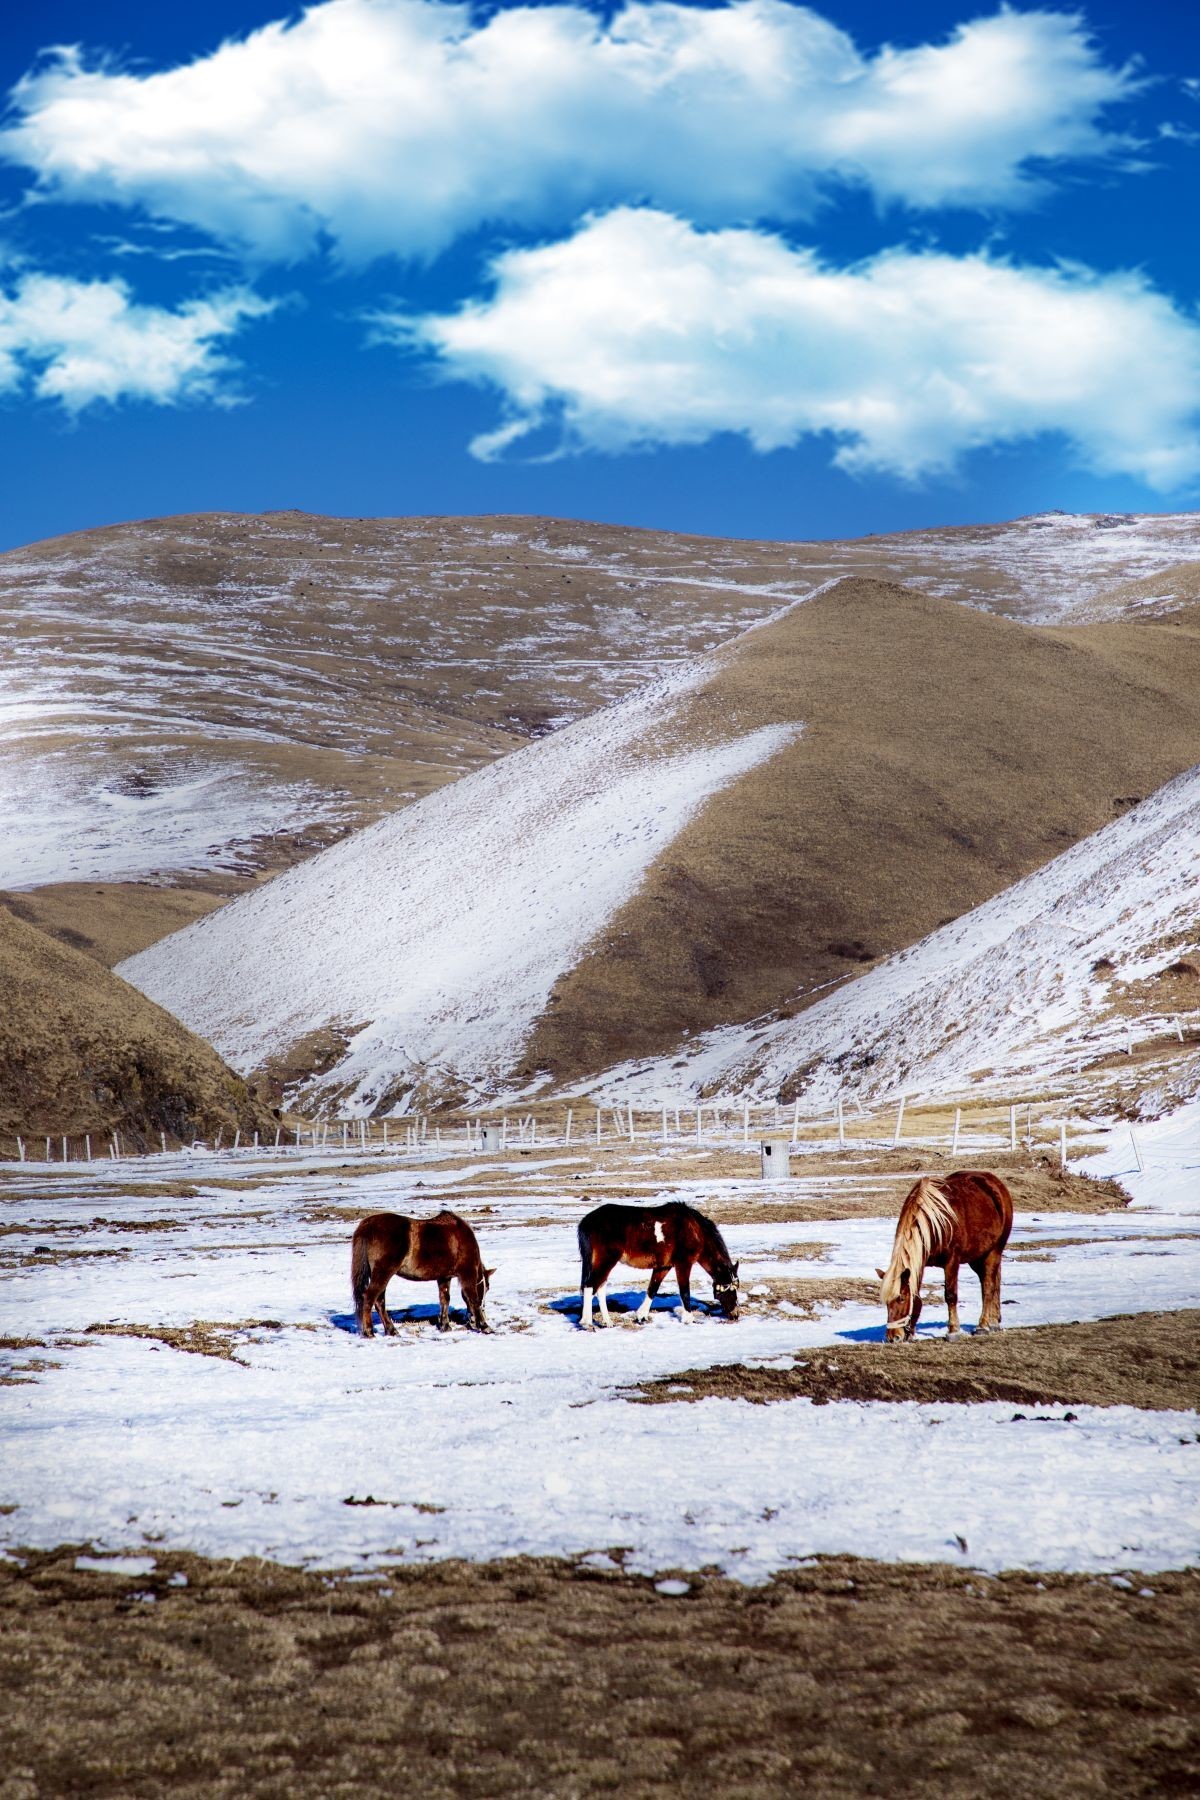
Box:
[695,1107,702,1145]
[17,1136,24,1162]
[837,1095,845,1148]
[46,1136,51,1162]
[160,1131,167,1155]
[565,1108,573,1146]
[892,1097,905,1148]
[952,1108,961,1155]
[628,1105,635,1143]
[661,1105,667,1143]
[596,1109,602,1145]
[1130,1127,1144,1174]
[1059,1121,1067,1170]
[233,1130,240,1150]
[1009,1105,1017,1152]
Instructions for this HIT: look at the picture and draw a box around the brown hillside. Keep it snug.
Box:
[0,908,274,1151]
[523,579,1200,1083]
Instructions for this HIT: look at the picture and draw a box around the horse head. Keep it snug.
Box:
[876,1265,920,1341]
[709,1256,740,1320]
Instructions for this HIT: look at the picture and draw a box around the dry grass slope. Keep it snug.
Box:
[0,908,274,1150]
[525,581,1200,1085]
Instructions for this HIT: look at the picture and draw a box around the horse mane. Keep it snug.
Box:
[879,1178,956,1302]
[692,1206,734,1270]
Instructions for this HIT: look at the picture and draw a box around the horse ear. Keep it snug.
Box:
[732,1261,740,1277]
[875,1267,886,1281]
[484,1266,497,1278]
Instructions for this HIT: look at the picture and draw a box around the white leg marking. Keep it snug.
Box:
[597,1288,612,1327]
[581,1285,594,1330]
[678,1300,693,1323]
[634,1288,653,1321]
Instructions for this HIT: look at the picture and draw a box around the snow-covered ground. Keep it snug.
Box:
[2,1135,1196,1583]
[119,661,799,1108]
[600,763,1200,1109]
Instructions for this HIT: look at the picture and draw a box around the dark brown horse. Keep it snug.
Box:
[877,1171,1013,1341]
[577,1200,739,1329]
[351,1210,494,1337]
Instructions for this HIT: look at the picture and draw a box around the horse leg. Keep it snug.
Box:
[674,1259,695,1322]
[436,1280,451,1331]
[374,1276,398,1337]
[585,1249,621,1329]
[977,1250,1004,1331]
[634,1267,667,1322]
[944,1257,961,1337]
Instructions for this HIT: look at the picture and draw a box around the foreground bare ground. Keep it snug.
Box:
[632,1310,1200,1413]
[0,1549,1194,1799]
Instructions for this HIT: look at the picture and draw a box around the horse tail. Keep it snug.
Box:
[351,1227,372,1314]
[577,1217,593,1289]
[880,1178,956,1302]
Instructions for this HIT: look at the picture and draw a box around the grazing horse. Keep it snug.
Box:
[577,1199,739,1329]
[351,1209,494,1337]
[877,1171,1013,1341]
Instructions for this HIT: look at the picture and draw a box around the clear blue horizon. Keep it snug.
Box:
[0,0,1197,551]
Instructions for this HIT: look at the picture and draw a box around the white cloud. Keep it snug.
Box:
[391,208,1200,490]
[2,1,1140,264]
[0,272,272,412]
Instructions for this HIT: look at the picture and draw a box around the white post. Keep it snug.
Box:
[695,1107,702,1144]
[160,1131,167,1155]
[233,1130,240,1151]
[1059,1121,1068,1170]
[85,1135,91,1162]
[294,1128,301,1147]
[383,1121,389,1148]
[45,1137,51,1162]
[661,1105,668,1143]
[792,1098,800,1144]
[596,1109,602,1145]
[628,1105,635,1143]
[502,1116,508,1149]
[531,1118,537,1145]
[109,1142,115,1160]
[742,1099,750,1147]
[253,1131,259,1150]
[1176,1016,1184,1043]
[215,1129,223,1150]
[674,1107,681,1135]
[114,1131,121,1157]
[62,1136,68,1162]
[17,1136,24,1162]
[1009,1105,1017,1152]
[565,1109,573,1146]
[1130,1127,1144,1174]
[952,1108,961,1155]
[274,1127,281,1149]
[892,1097,905,1147]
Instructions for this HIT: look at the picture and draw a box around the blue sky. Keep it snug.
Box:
[0,0,1197,549]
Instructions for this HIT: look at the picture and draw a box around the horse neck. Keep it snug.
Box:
[696,1217,730,1274]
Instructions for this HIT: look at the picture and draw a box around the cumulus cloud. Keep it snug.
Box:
[0,272,272,412]
[2,0,1140,264]
[390,208,1200,489]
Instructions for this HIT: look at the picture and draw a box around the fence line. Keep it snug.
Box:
[3,1093,1102,1170]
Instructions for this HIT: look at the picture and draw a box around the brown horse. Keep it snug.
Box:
[877,1171,1013,1342]
[577,1200,739,1329]
[351,1210,494,1337]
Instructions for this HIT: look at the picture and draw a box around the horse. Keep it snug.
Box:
[351,1209,494,1337]
[577,1199,739,1329]
[876,1171,1013,1342]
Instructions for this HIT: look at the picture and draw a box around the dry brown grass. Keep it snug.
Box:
[0,906,276,1149]
[0,1547,1195,1798]
[631,1310,1200,1413]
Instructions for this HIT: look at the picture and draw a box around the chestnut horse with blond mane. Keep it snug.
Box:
[877,1171,1012,1341]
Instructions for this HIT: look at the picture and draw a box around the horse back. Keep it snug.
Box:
[353,1211,412,1267]
[579,1199,700,1269]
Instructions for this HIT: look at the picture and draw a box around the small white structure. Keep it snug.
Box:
[479,1123,503,1152]
[760,1139,791,1179]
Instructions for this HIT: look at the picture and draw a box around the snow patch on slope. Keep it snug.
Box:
[120,663,798,1107]
[598,764,1200,1105]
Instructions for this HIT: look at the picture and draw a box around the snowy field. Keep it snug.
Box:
[2,1131,1196,1585]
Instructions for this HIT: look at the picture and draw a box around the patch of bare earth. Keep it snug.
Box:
[0,1549,1195,1798]
[631,1311,1200,1413]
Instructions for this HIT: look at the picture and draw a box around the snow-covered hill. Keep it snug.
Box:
[119,656,798,1110]
[601,764,1200,1109]
[4,508,1197,898]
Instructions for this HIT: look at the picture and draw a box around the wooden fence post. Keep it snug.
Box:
[952,1108,961,1155]
[837,1095,845,1148]
[1009,1105,1017,1152]
[1059,1121,1067,1170]
[565,1108,573,1145]
[892,1097,905,1147]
